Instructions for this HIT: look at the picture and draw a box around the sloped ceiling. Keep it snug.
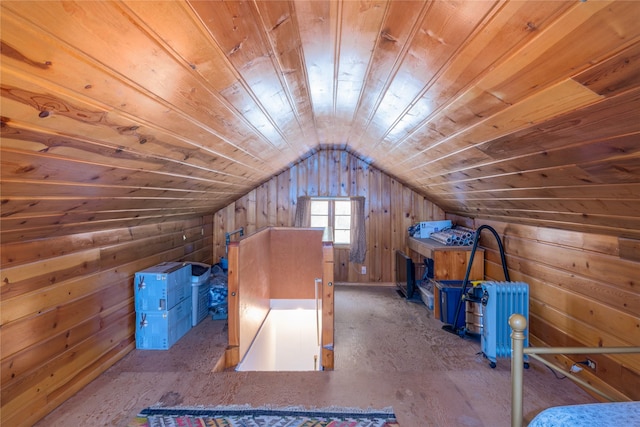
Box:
[1,0,639,244]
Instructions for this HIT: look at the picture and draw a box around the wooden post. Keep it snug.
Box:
[225,242,240,367]
[321,242,335,370]
[510,314,527,427]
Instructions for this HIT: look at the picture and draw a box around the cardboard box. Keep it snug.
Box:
[419,220,452,238]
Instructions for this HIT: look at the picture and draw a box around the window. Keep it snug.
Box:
[310,198,351,245]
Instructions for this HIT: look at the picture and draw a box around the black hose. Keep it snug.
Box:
[442,224,510,335]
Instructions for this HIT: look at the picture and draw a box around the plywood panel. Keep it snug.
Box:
[269,228,323,300]
[235,229,271,361]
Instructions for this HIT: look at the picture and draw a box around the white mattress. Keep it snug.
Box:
[529,401,640,427]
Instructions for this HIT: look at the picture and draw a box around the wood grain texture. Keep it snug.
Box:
[407,237,485,281]
[1,0,640,423]
[466,217,640,401]
[321,242,335,370]
[269,228,324,299]
[619,237,640,262]
[0,216,212,426]
[1,0,638,243]
[226,243,240,349]
[212,149,445,283]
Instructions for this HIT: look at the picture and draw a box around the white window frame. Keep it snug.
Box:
[310,197,351,246]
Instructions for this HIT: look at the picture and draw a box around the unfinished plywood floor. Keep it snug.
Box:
[34,285,596,427]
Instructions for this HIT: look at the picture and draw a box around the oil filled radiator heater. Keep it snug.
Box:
[480,281,530,368]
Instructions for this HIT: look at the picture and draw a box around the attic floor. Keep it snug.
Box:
[34,285,595,427]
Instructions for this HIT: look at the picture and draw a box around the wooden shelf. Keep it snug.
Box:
[408,236,484,281]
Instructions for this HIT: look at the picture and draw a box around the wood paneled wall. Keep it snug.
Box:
[449,214,640,401]
[0,215,213,427]
[212,148,445,282]
[2,1,639,246]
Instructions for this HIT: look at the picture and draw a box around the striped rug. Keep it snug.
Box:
[128,404,399,426]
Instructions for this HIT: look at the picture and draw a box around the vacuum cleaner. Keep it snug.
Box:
[441,224,510,337]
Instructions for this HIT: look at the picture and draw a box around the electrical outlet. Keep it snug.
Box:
[361,265,367,274]
[586,359,597,371]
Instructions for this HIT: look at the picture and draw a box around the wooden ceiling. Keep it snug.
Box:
[1,0,639,244]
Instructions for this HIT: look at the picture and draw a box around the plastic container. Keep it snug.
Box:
[192,282,211,326]
[187,262,211,327]
[134,262,191,312]
[135,297,192,350]
[417,283,434,310]
[435,280,466,328]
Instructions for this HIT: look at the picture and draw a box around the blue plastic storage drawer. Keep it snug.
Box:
[135,262,191,311]
[135,297,192,350]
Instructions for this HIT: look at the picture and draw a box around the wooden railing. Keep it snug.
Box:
[509,314,640,427]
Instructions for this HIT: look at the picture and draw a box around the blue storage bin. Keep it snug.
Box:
[134,262,191,312]
[135,297,192,350]
[436,280,466,328]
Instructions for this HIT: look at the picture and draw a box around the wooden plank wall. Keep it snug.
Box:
[213,148,445,283]
[449,214,640,401]
[0,215,213,427]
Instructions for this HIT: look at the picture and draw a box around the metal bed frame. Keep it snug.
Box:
[509,314,640,427]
